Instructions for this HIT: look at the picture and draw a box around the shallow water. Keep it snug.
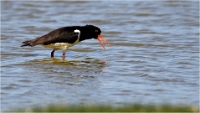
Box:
[1,1,199,111]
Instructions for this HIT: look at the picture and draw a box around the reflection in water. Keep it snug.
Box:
[27,57,106,75]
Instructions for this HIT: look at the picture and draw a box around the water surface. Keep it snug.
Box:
[1,1,199,111]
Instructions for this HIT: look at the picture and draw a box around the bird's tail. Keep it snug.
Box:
[21,36,45,47]
[21,40,34,47]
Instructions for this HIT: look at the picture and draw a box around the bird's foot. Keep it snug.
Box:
[62,54,65,60]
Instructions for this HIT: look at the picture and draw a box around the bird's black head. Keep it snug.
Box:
[80,25,110,50]
[81,25,101,39]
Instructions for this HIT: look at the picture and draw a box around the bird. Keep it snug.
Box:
[21,25,110,59]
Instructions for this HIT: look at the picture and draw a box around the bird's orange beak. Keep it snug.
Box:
[97,34,111,50]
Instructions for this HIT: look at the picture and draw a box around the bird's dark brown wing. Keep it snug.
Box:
[21,27,80,47]
[42,31,79,45]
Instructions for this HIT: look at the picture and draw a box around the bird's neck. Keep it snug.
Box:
[79,35,93,42]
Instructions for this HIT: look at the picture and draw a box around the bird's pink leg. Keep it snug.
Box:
[62,53,65,59]
[51,50,55,57]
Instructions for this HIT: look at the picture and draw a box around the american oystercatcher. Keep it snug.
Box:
[21,25,110,59]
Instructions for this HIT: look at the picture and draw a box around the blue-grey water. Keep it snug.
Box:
[1,1,199,111]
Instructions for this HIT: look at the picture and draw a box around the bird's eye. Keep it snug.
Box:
[95,30,98,33]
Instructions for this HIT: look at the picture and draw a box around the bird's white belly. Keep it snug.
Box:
[41,38,80,50]
[41,43,72,50]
